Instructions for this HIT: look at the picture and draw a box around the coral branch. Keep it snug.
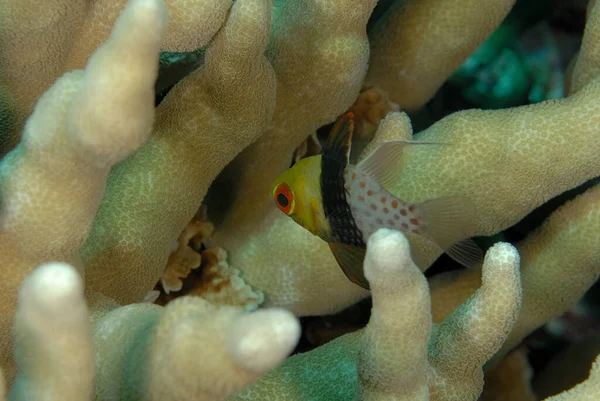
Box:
[427,243,521,400]
[357,229,431,400]
[0,0,166,382]
[81,0,277,304]
[10,262,93,401]
[544,354,600,401]
[366,0,516,111]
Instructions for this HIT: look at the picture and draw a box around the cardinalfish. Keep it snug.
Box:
[271,112,482,289]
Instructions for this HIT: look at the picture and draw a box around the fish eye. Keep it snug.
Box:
[273,183,294,215]
[277,193,289,207]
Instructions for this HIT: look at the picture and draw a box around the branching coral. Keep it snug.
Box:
[365,0,517,111]
[4,261,300,401]
[80,0,277,305]
[226,230,522,401]
[0,0,168,381]
[1,0,600,399]
[0,0,235,154]
[0,1,301,398]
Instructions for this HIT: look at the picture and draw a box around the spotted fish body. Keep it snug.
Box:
[343,165,425,243]
[272,112,482,289]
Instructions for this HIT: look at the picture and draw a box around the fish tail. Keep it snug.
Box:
[416,196,483,269]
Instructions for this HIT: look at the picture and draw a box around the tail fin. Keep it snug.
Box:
[417,195,483,269]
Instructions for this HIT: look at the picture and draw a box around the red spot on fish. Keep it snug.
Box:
[391,200,399,209]
[383,207,389,214]
[358,195,365,202]
[401,223,409,230]
[344,169,348,175]
[371,204,378,211]
[410,218,419,226]
[359,182,366,188]
[352,173,356,180]
[408,205,415,212]
[367,190,373,196]
[345,185,350,191]
[400,209,407,216]
[380,196,387,203]
[375,218,383,225]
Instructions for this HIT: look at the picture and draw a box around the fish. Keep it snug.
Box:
[271,111,482,289]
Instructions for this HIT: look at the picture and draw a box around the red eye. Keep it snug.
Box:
[274,183,294,215]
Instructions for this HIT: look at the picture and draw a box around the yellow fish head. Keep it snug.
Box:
[271,155,324,236]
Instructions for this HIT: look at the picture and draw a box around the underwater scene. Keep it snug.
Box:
[0,0,599,399]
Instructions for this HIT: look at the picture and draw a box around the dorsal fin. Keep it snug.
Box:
[322,111,354,165]
[321,112,364,245]
[357,139,447,189]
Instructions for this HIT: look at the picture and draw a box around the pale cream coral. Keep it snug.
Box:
[3,0,600,398]
[357,229,432,401]
[427,179,600,373]
[366,0,516,111]
[0,0,167,381]
[0,0,234,154]
[426,242,522,401]
[544,354,600,401]
[10,262,94,401]
[1,2,302,397]
[81,0,277,305]
[195,247,265,311]
[349,86,401,139]
[208,0,600,319]
[568,0,600,94]
[233,230,522,401]
[161,219,214,294]
[223,65,600,318]
[479,348,536,401]
[3,260,300,401]
[209,0,378,310]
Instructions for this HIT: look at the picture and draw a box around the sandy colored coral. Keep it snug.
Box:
[349,86,400,139]
[1,2,301,398]
[234,230,522,401]
[81,0,277,305]
[223,60,600,317]
[479,348,536,401]
[2,0,600,398]
[194,247,264,311]
[568,0,600,94]
[0,0,234,154]
[10,262,94,401]
[426,177,600,373]
[93,297,300,401]
[0,0,167,381]
[204,0,600,319]
[161,219,214,294]
[208,0,378,315]
[365,0,516,111]
[543,354,600,401]
[4,260,300,401]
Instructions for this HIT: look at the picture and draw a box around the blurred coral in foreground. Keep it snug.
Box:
[1,0,600,399]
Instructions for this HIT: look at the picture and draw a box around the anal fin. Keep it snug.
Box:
[328,242,369,290]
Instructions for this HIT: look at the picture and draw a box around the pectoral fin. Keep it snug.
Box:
[328,242,369,290]
[357,139,448,189]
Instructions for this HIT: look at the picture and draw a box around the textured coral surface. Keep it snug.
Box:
[1,0,600,399]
